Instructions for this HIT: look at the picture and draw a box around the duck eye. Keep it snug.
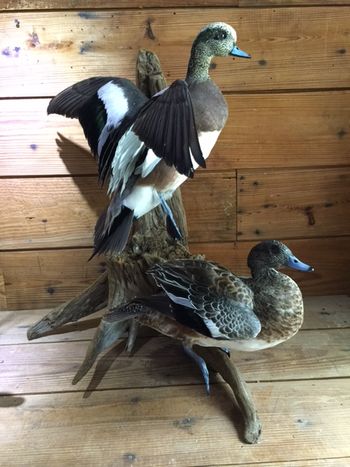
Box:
[213,31,227,41]
[270,244,280,255]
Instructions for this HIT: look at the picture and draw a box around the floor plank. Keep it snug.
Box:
[214,459,350,467]
[1,328,349,394]
[302,295,350,329]
[0,380,349,466]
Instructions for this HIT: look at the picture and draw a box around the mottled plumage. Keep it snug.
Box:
[106,240,313,393]
[108,240,313,350]
[149,259,260,340]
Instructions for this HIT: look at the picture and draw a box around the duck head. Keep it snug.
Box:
[186,22,250,83]
[247,240,314,276]
[194,22,250,59]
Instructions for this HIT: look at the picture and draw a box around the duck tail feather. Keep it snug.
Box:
[91,206,134,258]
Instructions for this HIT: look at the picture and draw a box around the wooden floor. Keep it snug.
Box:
[1,296,350,467]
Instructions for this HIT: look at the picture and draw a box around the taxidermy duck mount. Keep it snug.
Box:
[47,22,250,256]
[28,44,312,444]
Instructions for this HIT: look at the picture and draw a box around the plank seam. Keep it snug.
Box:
[2,166,350,180]
[2,234,350,253]
[1,88,350,101]
[2,376,350,397]
[1,326,350,346]
[194,455,350,467]
[1,4,350,14]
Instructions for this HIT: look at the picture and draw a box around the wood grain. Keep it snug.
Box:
[1,328,349,394]
[2,92,349,176]
[1,7,349,97]
[0,176,107,250]
[3,0,349,11]
[237,168,350,240]
[240,0,350,5]
[0,91,350,176]
[216,460,350,467]
[0,271,7,309]
[2,0,350,10]
[0,173,235,250]
[0,99,97,176]
[0,248,106,310]
[1,238,349,310]
[191,237,350,296]
[0,380,349,466]
[0,0,239,10]
[1,295,349,345]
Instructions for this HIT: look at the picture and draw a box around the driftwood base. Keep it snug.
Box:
[27,49,262,444]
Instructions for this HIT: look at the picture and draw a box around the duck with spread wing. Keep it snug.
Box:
[48,22,250,256]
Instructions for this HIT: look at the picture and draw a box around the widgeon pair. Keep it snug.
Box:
[107,240,314,393]
[48,22,250,256]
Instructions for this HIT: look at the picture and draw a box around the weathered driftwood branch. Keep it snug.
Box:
[27,272,108,340]
[27,49,261,444]
[194,346,262,444]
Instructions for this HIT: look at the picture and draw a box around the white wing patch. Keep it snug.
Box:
[153,86,169,97]
[123,185,159,218]
[98,81,129,126]
[97,81,129,157]
[108,126,144,195]
[165,291,193,309]
[194,130,220,163]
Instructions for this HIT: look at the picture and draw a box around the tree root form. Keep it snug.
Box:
[27,49,262,444]
[194,346,262,444]
[27,272,108,340]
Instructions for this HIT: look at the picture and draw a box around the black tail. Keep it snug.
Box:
[91,206,134,258]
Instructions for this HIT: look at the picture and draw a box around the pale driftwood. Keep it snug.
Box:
[27,272,108,340]
[27,48,261,444]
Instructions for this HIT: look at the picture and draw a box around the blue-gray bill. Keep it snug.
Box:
[230,46,251,59]
[287,255,314,272]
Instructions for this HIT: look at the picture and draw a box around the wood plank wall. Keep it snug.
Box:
[0,1,349,310]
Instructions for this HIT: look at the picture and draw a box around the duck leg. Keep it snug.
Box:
[158,193,182,240]
[183,345,211,395]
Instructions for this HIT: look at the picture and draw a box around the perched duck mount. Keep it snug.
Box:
[47,22,251,256]
[107,240,314,393]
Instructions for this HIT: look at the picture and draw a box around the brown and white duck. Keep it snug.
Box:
[47,22,250,256]
[107,240,314,393]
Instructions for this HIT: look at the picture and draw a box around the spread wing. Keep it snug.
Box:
[149,260,261,340]
[133,80,205,178]
[48,78,205,186]
[47,77,148,185]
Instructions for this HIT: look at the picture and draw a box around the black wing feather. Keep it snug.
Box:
[133,80,205,178]
[47,77,117,118]
[48,77,147,184]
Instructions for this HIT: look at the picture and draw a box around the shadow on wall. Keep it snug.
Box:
[55,132,107,217]
[0,393,25,408]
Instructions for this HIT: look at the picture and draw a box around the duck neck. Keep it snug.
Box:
[251,266,278,283]
[186,43,213,84]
